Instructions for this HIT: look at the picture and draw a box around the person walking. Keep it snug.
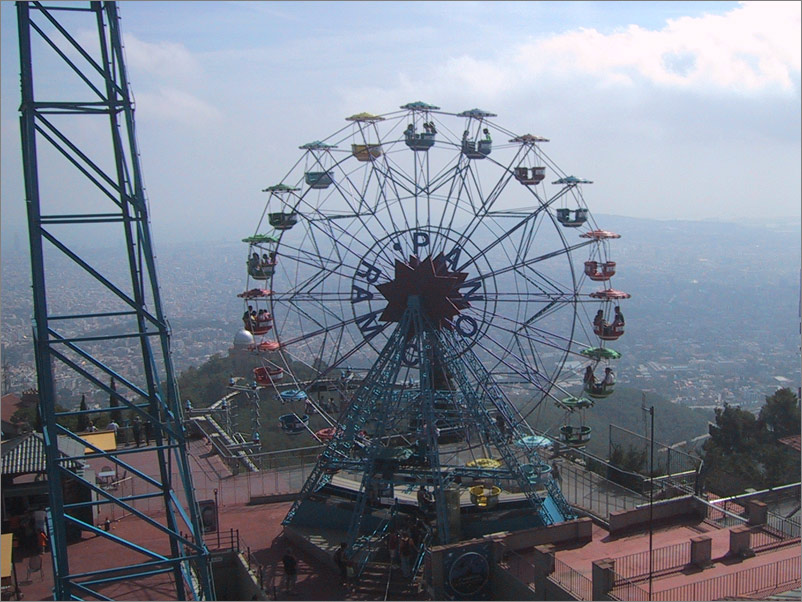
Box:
[282,547,298,595]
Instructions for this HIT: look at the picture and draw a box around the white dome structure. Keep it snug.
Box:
[233,329,254,349]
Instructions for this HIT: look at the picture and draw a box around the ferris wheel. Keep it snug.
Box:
[238,102,628,447]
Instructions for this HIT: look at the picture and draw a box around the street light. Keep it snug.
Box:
[213,488,220,547]
[644,405,655,601]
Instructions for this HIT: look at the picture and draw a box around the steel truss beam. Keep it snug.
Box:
[283,296,575,566]
[17,2,213,599]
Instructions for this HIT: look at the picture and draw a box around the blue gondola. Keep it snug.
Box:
[560,425,592,446]
[279,413,309,435]
[556,208,588,227]
[305,171,334,189]
[269,212,298,230]
[279,389,308,404]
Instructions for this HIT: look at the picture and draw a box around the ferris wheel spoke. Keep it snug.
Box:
[462,238,595,283]
[277,308,390,348]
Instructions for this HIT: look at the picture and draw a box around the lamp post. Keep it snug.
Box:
[649,406,654,601]
[213,488,220,548]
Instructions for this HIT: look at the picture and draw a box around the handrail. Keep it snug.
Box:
[353,504,398,579]
[411,522,433,581]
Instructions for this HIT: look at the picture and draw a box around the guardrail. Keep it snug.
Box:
[611,541,691,584]
[608,569,650,601]
[651,555,801,601]
[551,557,593,600]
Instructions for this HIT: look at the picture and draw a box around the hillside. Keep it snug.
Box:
[177,351,714,458]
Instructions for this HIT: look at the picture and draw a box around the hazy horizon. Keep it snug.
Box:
[1,1,800,253]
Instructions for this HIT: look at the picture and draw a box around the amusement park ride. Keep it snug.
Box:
[234,104,630,567]
[16,0,629,593]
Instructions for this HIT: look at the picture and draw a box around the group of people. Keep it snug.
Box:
[584,365,615,390]
[242,305,273,332]
[84,415,151,447]
[247,251,277,277]
[461,128,492,143]
[593,306,625,336]
[404,122,437,137]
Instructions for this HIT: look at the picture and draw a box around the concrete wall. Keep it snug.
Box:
[209,550,269,601]
[489,517,593,551]
[608,495,705,535]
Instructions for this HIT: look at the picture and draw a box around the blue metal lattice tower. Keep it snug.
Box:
[17,2,214,598]
[283,293,575,566]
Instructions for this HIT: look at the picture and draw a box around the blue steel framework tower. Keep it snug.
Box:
[17,2,213,599]
[283,274,575,558]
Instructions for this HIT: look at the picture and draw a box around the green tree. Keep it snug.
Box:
[701,391,801,495]
[759,388,800,440]
[76,395,89,432]
[109,377,122,424]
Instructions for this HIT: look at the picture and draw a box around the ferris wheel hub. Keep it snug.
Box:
[375,253,470,330]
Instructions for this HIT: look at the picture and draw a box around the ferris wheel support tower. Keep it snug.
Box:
[17,2,213,598]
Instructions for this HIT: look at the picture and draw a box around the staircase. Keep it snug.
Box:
[349,561,427,601]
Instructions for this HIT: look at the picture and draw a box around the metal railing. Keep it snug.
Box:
[611,541,690,583]
[651,555,801,601]
[558,457,648,523]
[766,510,801,539]
[608,569,650,601]
[551,557,593,601]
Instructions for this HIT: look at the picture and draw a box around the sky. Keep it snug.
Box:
[1,1,800,252]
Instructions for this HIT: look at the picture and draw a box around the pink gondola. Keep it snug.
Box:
[253,366,284,385]
[238,288,272,299]
[247,340,281,352]
[580,230,621,240]
[584,261,616,281]
[590,289,631,300]
[593,322,625,341]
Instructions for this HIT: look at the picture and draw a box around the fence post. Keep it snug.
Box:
[592,558,615,601]
[532,544,555,600]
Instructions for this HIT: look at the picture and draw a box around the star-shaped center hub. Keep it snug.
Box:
[376,253,470,330]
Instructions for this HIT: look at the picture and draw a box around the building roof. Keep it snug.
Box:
[778,435,801,452]
[1,393,23,423]
[1,432,82,476]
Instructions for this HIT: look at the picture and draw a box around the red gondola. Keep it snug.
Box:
[316,427,338,442]
[514,166,546,185]
[584,261,616,281]
[253,366,284,385]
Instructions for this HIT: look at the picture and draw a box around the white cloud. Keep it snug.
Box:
[134,87,223,129]
[122,33,202,83]
[512,1,800,94]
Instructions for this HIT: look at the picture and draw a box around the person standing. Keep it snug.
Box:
[282,547,298,594]
[144,418,153,445]
[399,531,414,578]
[132,416,142,448]
[386,529,399,567]
[333,542,348,587]
[107,419,119,444]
